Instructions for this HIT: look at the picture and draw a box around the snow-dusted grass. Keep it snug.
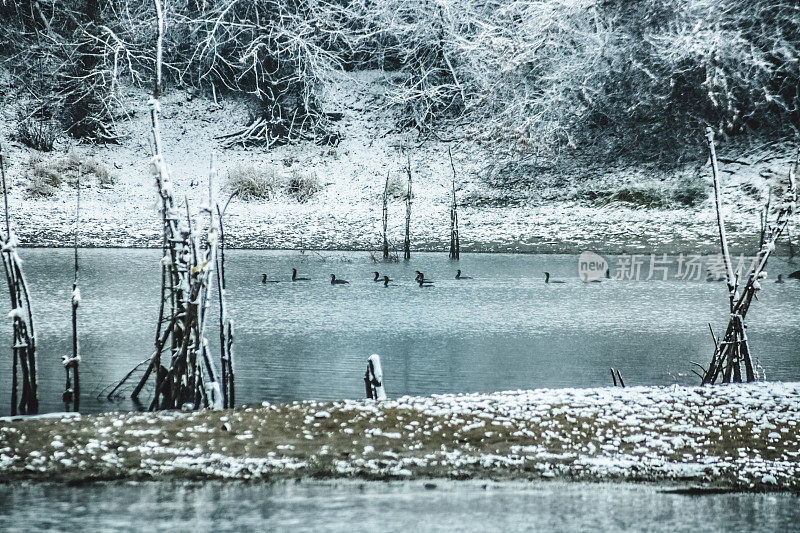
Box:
[2,383,798,490]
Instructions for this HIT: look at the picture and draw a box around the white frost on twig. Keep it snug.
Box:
[61,354,81,366]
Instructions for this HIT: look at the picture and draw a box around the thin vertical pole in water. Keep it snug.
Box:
[65,176,81,411]
[404,155,412,261]
[382,172,389,260]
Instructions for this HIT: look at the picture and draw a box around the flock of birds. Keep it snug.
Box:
[261,268,568,287]
[261,267,800,287]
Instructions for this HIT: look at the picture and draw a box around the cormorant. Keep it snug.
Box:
[415,270,433,283]
[292,268,310,281]
[544,272,565,284]
[331,274,350,285]
[455,269,472,280]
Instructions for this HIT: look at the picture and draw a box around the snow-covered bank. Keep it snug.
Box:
[2,383,799,490]
[3,71,796,254]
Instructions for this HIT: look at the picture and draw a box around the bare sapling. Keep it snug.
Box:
[0,143,38,415]
[404,155,412,261]
[214,162,237,409]
[448,147,460,260]
[702,130,798,384]
[382,172,389,260]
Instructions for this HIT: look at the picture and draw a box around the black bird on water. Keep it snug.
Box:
[789,270,800,280]
[455,269,472,280]
[262,274,279,284]
[331,274,350,285]
[776,274,785,284]
[415,271,434,287]
[415,270,433,282]
[374,271,392,283]
[544,272,565,284]
[383,275,391,287]
[292,268,310,281]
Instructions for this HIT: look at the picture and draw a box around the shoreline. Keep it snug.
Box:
[2,383,798,491]
[10,207,796,256]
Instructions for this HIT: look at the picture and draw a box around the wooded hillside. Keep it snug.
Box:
[2,0,798,176]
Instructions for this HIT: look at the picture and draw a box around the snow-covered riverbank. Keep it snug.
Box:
[2,383,799,490]
[3,71,796,254]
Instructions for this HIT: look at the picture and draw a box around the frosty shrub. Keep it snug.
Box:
[340,0,800,171]
[16,117,59,152]
[384,174,409,201]
[25,156,63,197]
[286,170,322,203]
[25,152,114,197]
[225,165,279,201]
[3,0,797,169]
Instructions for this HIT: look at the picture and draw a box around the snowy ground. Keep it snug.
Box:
[2,382,799,490]
[2,70,797,254]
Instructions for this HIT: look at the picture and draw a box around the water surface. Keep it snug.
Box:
[0,481,798,532]
[1,249,798,414]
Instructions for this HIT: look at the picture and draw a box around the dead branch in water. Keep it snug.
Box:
[703,130,798,384]
[0,142,38,415]
[111,0,231,411]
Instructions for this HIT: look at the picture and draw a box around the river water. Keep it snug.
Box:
[0,481,798,532]
[1,249,798,414]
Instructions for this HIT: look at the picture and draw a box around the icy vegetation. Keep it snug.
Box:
[2,383,799,490]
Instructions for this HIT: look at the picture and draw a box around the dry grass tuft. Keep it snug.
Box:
[286,169,322,202]
[25,152,115,197]
[225,164,280,201]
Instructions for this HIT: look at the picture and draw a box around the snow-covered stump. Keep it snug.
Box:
[0,143,38,415]
[364,354,387,400]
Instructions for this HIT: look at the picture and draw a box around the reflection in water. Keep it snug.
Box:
[1,249,798,414]
[0,481,798,532]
